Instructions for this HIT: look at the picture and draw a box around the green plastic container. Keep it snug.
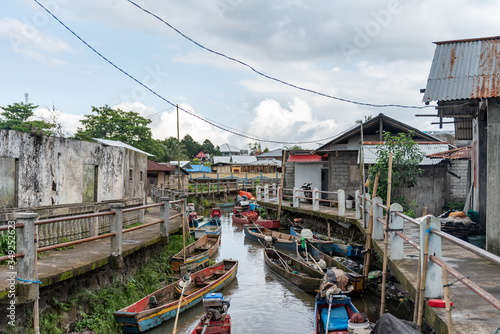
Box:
[467,235,486,248]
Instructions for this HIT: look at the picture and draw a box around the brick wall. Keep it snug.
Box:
[447,160,470,203]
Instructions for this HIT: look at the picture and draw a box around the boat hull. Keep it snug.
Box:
[314,296,360,334]
[243,224,299,252]
[290,227,364,258]
[232,214,280,229]
[190,314,231,334]
[114,259,238,333]
[194,218,222,239]
[263,248,323,294]
[171,234,220,273]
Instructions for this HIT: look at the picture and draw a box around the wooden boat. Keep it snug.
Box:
[314,295,364,333]
[296,242,365,293]
[190,292,232,334]
[232,212,280,229]
[243,224,301,252]
[171,234,220,273]
[263,247,323,294]
[194,217,222,239]
[233,206,258,222]
[290,226,364,258]
[114,259,238,333]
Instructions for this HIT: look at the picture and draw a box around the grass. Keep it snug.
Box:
[22,235,186,334]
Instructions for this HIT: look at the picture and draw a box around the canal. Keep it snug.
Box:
[149,210,412,333]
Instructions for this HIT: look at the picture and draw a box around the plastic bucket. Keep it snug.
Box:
[348,320,370,333]
[467,235,486,249]
[346,200,354,209]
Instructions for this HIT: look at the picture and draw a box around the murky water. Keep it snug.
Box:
[149,211,411,334]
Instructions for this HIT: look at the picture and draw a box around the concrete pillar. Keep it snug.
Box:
[293,187,300,208]
[420,215,443,298]
[109,203,124,268]
[312,187,320,211]
[486,100,500,255]
[355,190,361,219]
[372,197,384,240]
[256,186,262,200]
[90,206,99,237]
[389,203,404,260]
[15,212,38,302]
[264,184,269,201]
[337,189,345,216]
[159,197,170,242]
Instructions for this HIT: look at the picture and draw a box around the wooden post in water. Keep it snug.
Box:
[380,152,393,317]
[277,150,286,222]
[417,216,431,330]
[442,265,454,333]
[363,173,379,283]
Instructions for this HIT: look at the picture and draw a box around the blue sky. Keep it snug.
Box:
[1,0,499,150]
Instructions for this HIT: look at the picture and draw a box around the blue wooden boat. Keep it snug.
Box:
[243,224,301,252]
[290,226,364,258]
[314,295,362,333]
[113,259,238,333]
[171,234,220,273]
[194,208,222,239]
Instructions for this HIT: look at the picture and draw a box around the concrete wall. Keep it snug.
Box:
[446,160,470,204]
[294,163,323,191]
[328,151,360,198]
[0,130,146,208]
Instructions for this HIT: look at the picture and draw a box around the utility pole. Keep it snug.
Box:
[176,104,181,191]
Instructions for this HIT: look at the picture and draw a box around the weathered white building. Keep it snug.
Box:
[0,130,148,209]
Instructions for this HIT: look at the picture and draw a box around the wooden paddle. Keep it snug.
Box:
[172,272,192,334]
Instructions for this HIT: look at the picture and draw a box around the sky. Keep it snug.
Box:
[1,0,499,151]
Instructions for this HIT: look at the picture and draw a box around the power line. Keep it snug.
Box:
[32,0,356,145]
[126,0,433,110]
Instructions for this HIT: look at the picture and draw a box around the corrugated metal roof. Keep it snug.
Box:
[288,154,327,162]
[423,36,500,102]
[219,143,241,153]
[147,160,174,172]
[213,156,231,164]
[247,158,282,167]
[257,148,283,158]
[231,155,257,164]
[360,143,449,165]
[92,138,154,156]
[427,146,471,160]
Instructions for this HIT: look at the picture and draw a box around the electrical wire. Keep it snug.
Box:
[126,0,433,110]
[32,0,358,145]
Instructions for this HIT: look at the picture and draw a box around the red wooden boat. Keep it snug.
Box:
[190,293,232,334]
[232,210,280,229]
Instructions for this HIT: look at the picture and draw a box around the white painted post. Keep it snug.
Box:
[420,215,443,298]
[364,193,371,228]
[109,203,124,268]
[14,212,38,302]
[372,197,384,240]
[271,183,276,199]
[256,186,262,200]
[159,197,170,242]
[355,190,361,219]
[338,189,345,216]
[293,187,300,208]
[389,203,404,260]
[264,184,269,201]
[312,187,320,211]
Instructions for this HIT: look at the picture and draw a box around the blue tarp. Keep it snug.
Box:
[186,164,211,173]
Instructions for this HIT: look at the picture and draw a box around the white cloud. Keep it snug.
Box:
[0,18,71,65]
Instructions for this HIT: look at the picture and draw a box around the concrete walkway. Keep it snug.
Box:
[0,203,183,299]
[260,199,500,334]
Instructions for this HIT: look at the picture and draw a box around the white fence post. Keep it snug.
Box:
[421,215,443,298]
[109,203,124,268]
[293,187,300,208]
[159,197,170,242]
[264,184,269,201]
[312,187,320,211]
[372,197,384,240]
[256,185,262,200]
[14,212,38,302]
[355,190,361,219]
[364,193,371,228]
[389,203,404,260]
[337,189,345,216]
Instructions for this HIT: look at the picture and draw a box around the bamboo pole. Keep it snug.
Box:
[413,253,422,323]
[182,199,186,263]
[363,173,379,283]
[277,150,286,222]
[417,217,432,330]
[380,152,393,317]
[176,104,181,191]
[172,273,191,334]
[442,264,454,334]
[34,233,40,334]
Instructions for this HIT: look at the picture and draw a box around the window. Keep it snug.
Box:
[129,168,133,182]
[0,157,18,208]
[140,170,143,181]
[83,164,98,202]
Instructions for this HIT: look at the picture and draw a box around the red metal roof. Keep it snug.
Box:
[147,160,175,172]
[426,146,471,160]
[288,154,327,162]
[195,151,207,158]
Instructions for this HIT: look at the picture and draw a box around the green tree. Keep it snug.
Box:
[180,134,202,158]
[249,142,262,155]
[368,131,425,200]
[284,145,302,150]
[202,139,220,156]
[0,102,53,135]
[157,136,188,162]
[75,105,163,157]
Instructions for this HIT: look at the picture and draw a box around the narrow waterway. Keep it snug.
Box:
[149,210,410,334]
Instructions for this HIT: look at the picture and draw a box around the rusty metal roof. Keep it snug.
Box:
[423,36,500,102]
[360,143,450,165]
[426,146,471,160]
